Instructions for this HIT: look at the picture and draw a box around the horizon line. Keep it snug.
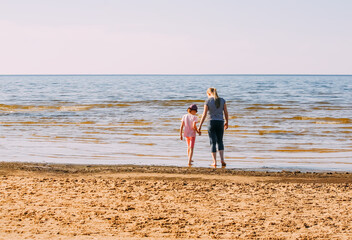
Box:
[1,73,352,76]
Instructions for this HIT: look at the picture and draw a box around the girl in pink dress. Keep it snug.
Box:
[180,104,201,165]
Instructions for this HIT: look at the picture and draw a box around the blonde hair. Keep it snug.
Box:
[207,87,220,108]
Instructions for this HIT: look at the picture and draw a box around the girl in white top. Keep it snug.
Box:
[180,104,201,165]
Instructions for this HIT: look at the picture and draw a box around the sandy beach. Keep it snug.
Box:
[1,163,352,239]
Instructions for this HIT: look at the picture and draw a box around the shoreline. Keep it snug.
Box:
[1,161,352,183]
[1,162,352,239]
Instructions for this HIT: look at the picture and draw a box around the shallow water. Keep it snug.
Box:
[0,75,351,171]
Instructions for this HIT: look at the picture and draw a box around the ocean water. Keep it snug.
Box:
[0,75,351,171]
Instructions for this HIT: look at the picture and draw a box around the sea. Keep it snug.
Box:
[0,75,351,172]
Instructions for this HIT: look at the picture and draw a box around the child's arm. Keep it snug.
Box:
[193,122,201,135]
[180,121,184,140]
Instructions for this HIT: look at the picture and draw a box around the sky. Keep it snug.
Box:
[0,0,351,74]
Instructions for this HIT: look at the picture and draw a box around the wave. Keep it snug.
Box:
[0,121,96,125]
[0,100,205,113]
[0,104,95,112]
[258,130,295,135]
[290,116,351,124]
[273,148,352,153]
[118,120,153,126]
[0,103,134,112]
[245,106,291,110]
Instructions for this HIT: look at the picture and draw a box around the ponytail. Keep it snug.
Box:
[208,87,220,108]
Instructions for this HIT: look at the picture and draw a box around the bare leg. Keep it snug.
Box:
[211,152,217,167]
[219,150,226,166]
[188,147,194,165]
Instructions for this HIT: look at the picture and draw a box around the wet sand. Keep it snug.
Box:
[1,162,352,239]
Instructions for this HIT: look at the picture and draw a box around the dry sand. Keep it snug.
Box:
[1,162,352,239]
